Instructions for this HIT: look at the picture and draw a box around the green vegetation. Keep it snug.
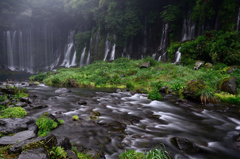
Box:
[50,146,67,159]
[119,145,171,159]
[31,56,240,104]
[58,119,65,125]
[168,31,240,65]
[0,145,18,159]
[0,107,27,118]
[36,115,58,137]
[72,115,79,121]
[71,146,92,159]
[147,90,162,101]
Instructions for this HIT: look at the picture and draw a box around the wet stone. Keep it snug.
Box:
[56,136,72,150]
[78,99,87,105]
[16,148,49,159]
[171,137,200,153]
[55,88,71,93]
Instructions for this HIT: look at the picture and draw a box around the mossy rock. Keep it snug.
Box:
[183,80,206,102]
[218,77,237,95]
[205,63,213,69]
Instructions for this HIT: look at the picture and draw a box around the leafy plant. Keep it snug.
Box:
[119,150,145,159]
[58,119,65,125]
[50,146,67,159]
[148,90,162,101]
[36,116,58,137]
[0,107,27,118]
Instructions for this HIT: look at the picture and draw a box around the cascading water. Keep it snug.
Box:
[237,7,240,31]
[181,15,196,42]
[4,24,63,73]
[80,47,86,67]
[110,44,116,61]
[158,56,161,61]
[103,39,111,61]
[86,38,92,65]
[152,53,156,60]
[6,31,14,70]
[70,51,77,67]
[173,47,181,64]
[158,23,168,53]
[61,31,75,68]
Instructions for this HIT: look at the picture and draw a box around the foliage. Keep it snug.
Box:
[168,31,240,65]
[71,145,92,159]
[0,107,27,118]
[215,93,240,105]
[72,115,79,121]
[31,73,48,82]
[148,90,162,101]
[119,150,145,159]
[0,145,17,159]
[76,31,92,57]
[198,87,218,105]
[119,144,171,159]
[58,119,65,125]
[50,146,67,159]
[36,116,58,137]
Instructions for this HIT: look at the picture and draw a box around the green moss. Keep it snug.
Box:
[58,119,65,125]
[0,107,27,118]
[72,115,79,121]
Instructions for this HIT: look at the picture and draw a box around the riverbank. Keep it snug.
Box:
[31,57,240,106]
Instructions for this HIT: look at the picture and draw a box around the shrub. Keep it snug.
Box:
[148,90,162,101]
[52,78,61,86]
[32,73,48,82]
[50,146,67,159]
[143,56,158,66]
[126,82,135,90]
[119,150,145,159]
[0,107,27,118]
[36,116,58,137]
[198,87,218,105]
[72,146,92,159]
[215,93,240,105]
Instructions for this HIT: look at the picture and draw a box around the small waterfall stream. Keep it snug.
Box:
[103,40,111,61]
[61,31,75,68]
[173,47,181,64]
[181,15,196,42]
[237,7,240,31]
[86,38,92,65]
[70,51,77,67]
[80,47,86,67]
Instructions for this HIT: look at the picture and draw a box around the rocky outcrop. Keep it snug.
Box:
[9,134,57,154]
[219,77,238,95]
[0,130,36,146]
[140,62,150,69]
[194,61,204,70]
[17,148,50,159]
[182,80,205,102]
[56,136,72,150]
[171,137,200,153]
[0,117,35,135]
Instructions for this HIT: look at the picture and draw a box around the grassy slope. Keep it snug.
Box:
[31,57,240,104]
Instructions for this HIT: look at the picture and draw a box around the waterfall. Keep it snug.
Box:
[152,53,156,60]
[158,23,168,53]
[181,16,196,42]
[19,31,24,71]
[103,40,111,61]
[7,31,14,70]
[173,47,181,64]
[142,17,147,54]
[70,51,77,67]
[60,31,75,68]
[86,38,92,65]
[158,55,161,61]
[237,7,240,31]
[50,54,61,70]
[110,44,116,61]
[80,47,86,67]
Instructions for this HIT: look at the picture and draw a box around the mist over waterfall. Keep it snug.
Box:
[3,24,65,73]
[61,31,75,68]
[181,14,196,42]
[80,47,86,67]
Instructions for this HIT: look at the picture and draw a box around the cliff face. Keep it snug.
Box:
[0,0,239,72]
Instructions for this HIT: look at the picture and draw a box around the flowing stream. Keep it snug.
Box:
[21,84,240,159]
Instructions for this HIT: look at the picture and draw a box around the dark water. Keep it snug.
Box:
[0,73,32,82]
[7,83,240,159]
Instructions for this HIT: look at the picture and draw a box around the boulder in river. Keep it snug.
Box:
[55,88,71,93]
[0,130,36,146]
[78,99,87,105]
[56,136,72,150]
[171,137,200,153]
[0,117,35,135]
[219,77,238,95]
[9,134,57,154]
